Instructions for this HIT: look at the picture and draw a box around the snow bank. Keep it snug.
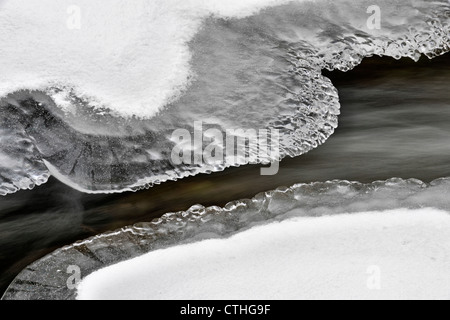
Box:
[77,208,450,300]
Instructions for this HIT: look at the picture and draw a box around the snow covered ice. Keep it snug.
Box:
[5,178,450,300]
[76,208,450,300]
[0,0,448,195]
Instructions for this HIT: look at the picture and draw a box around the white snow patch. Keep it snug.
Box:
[0,0,301,118]
[77,208,450,300]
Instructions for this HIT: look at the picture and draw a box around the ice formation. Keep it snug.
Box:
[4,178,450,300]
[0,0,448,194]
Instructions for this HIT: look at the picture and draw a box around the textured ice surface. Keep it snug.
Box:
[4,177,450,300]
[76,208,450,300]
[0,0,449,194]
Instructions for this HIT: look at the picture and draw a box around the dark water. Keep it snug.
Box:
[0,53,449,296]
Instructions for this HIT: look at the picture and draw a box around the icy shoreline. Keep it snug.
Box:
[3,177,450,300]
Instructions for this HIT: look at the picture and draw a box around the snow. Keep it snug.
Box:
[77,208,450,300]
[0,0,301,118]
